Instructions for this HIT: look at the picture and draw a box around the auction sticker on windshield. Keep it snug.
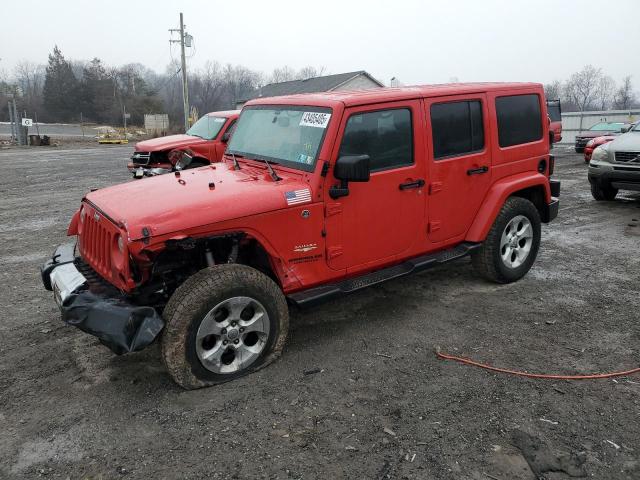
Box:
[300,112,331,128]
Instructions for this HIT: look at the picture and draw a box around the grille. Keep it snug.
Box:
[79,209,114,282]
[614,151,640,163]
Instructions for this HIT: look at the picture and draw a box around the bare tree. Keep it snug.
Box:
[269,66,297,84]
[297,65,326,80]
[190,61,225,114]
[13,61,46,113]
[268,65,327,84]
[544,80,562,100]
[595,75,616,110]
[614,75,636,110]
[563,65,602,111]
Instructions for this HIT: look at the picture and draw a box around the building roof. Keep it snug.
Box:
[238,71,384,103]
[247,82,544,108]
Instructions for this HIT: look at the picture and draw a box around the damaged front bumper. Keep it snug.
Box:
[40,243,164,355]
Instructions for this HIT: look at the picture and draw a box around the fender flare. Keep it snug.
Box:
[466,173,551,242]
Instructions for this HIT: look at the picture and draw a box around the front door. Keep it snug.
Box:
[425,94,492,243]
[325,101,426,272]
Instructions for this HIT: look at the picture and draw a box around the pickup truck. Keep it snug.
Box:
[128,110,239,177]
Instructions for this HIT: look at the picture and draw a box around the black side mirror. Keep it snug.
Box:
[330,155,370,199]
[621,125,631,133]
[221,132,231,143]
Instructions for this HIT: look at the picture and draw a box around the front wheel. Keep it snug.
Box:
[162,265,289,389]
[472,197,541,283]
[590,181,618,201]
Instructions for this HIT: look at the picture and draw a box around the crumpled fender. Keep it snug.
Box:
[67,209,80,236]
[466,172,551,242]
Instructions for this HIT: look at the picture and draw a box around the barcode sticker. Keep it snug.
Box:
[299,112,331,128]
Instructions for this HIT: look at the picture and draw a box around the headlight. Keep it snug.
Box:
[586,139,595,148]
[111,234,126,269]
[591,145,610,163]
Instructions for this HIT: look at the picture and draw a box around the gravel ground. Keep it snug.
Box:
[1,146,639,479]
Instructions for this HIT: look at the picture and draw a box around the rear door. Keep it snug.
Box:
[425,94,492,243]
[324,100,426,271]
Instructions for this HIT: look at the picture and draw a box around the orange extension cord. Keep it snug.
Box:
[435,347,640,380]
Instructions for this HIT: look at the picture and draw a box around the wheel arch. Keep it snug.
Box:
[466,173,551,242]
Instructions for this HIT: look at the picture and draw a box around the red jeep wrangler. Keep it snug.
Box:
[128,110,239,177]
[41,83,560,389]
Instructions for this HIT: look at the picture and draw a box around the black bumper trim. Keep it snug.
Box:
[41,245,164,355]
[61,291,164,355]
[543,199,559,223]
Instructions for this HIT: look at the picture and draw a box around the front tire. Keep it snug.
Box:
[590,181,618,201]
[162,265,289,389]
[472,197,541,283]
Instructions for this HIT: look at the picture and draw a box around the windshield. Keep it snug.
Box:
[227,106,332,171]
[633,123,640,132]
[187,116,227,140]
[589,122,625,132]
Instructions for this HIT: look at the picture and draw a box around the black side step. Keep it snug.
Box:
[287,242,480,308]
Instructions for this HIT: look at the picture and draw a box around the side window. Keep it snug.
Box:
[339,108,413,171]
[496,94,543,147]
[430,100,484,159]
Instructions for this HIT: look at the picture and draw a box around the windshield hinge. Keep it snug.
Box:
[320,161,330,177]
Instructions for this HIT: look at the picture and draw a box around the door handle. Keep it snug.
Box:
[399,179,425,190]
[467,166,489,176]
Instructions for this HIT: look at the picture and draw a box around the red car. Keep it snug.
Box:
[546,99,562,145]
[42,82,559,389]
[128,110,239,177]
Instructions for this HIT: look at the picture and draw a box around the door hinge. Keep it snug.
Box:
[325,203,342,217]
[428,221,441,233]
[327,246,343,259]
[429,182,443,195]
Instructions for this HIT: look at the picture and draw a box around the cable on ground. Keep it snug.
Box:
[435,346,640,380]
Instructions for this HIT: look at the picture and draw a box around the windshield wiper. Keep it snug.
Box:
[224,152,242,170]
[260,158,281,181]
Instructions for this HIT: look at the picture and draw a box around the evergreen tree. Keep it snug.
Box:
[43,46,79,121]
[80,58,113,123]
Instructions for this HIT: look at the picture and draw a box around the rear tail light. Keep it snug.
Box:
[549,155,555,175]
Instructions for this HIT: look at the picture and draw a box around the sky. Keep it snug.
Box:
[2,0,640,87]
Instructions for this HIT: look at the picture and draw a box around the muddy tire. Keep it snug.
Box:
[161,264,289,389]
[590,182,618,201]
[472,197,541,284]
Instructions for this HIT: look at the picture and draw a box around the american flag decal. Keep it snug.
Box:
[284,188,312,206]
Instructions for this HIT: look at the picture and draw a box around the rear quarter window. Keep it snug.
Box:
[496,94,543,148]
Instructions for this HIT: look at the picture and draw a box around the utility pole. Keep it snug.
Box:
[170,13,191,132]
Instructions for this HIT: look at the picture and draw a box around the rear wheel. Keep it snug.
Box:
[162,264,289,389]
[590,182,618,201]
[472,197,541,283]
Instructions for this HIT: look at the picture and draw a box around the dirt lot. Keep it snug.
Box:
[1,145,639,479]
